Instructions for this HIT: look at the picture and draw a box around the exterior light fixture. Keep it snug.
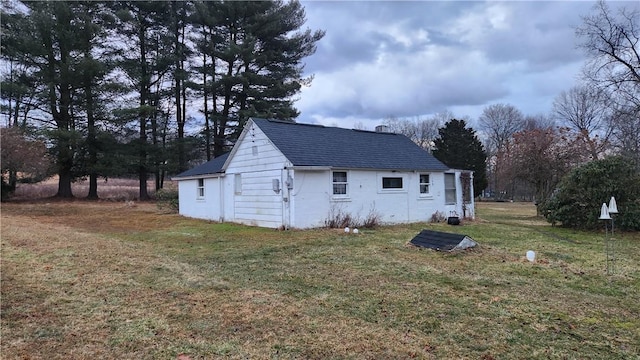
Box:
[599,203,611,220]
[608,197,618,214]
[600,196,620,277]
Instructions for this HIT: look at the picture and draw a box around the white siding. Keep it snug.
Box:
[290,169,458,228]
[224,123,289,228]
[178,177,223,221]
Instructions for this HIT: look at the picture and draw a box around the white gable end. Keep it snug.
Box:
[223,120,290,228]
[224,120,290,173]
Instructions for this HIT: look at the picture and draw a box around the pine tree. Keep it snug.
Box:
[191,0,324,156]
[113,1,173,200]
[433,119,488,193]
[2,2,87,198]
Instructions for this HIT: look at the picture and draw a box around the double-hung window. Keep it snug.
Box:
[419,174,430,194]
[445,173,456,204]
[332,171,348,195]
[197,178,205,198]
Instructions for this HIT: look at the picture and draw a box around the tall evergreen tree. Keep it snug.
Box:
[75,2,115,199]
[113,1,173,200]
[1,2,87,198]
[169,0,193,173]
[3,0,324,199]
[433,119,488,193]
[192,0,324,156]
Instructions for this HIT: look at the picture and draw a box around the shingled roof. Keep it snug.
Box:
[174,118,450,178]
[252,118,449,171]
[174,152,229,178]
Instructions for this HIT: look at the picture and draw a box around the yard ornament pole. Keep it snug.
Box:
[608,197,618,275]
[599,203,611,275]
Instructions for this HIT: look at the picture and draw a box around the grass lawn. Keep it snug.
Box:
[1,201,639,359]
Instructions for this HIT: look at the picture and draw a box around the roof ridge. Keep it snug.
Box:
[255,118,396,133]
[351,128,397,135]
[260,118,326,128]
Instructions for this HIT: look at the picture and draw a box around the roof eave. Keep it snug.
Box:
[172,172,225,181]
[285,166,332,171]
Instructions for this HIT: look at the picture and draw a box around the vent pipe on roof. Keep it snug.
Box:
[375,125,391,133]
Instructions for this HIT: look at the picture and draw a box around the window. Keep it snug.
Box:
[420,174,430,194]
[234,174,242,195]
[382,177,403,189]
[333,171,347,195]
[461,172,472,203]
[445,173,456,204]
[197,178,205,198]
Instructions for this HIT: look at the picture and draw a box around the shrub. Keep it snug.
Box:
[155,188,179,213]
[541,156,640,230]
[324,206,353,229]
[430,211,447,223]
[361,207,382,229]
[324,204,381,229]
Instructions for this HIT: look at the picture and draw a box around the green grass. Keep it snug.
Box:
[1,201,639,359]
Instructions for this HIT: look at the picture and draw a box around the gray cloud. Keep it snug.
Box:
[297,1,635,129]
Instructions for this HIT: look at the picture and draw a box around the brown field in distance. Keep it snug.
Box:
[10,177,176,201]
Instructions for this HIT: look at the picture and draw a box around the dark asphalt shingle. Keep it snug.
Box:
[253,118,449,171]
[174,152,229,178]
[175,118,450,178]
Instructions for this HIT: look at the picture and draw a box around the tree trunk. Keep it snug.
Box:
[57,165,74,198]
[138,23,150,201]
[86,73,99,200]
[203,48,211,161]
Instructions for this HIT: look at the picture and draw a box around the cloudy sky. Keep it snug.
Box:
[294,0,635,130]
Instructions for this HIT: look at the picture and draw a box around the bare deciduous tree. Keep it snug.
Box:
[577,0,640,109]
[478,103,525,199]
[576,0,640,166]
[478,103,525,154]
[610,103,640,168]
[1,127,52,200]
[552,85,611,159]
[524,114,555,131]
[384,111,451,150]
[502,127,590,214]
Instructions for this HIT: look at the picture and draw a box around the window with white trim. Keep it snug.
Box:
[197,178,205,198]
[332,171,348,195]
[382,177,403,189]
[445,173,456,204]
[419,174,430,194]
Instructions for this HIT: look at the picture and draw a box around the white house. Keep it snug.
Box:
[173,118,474,229]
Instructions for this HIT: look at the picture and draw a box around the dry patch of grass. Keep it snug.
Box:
[2,201,639,359]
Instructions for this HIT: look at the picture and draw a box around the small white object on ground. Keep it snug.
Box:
[526,250,536,262]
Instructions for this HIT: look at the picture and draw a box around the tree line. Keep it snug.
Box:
[385,1,639,227]
[1,0,324,200]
